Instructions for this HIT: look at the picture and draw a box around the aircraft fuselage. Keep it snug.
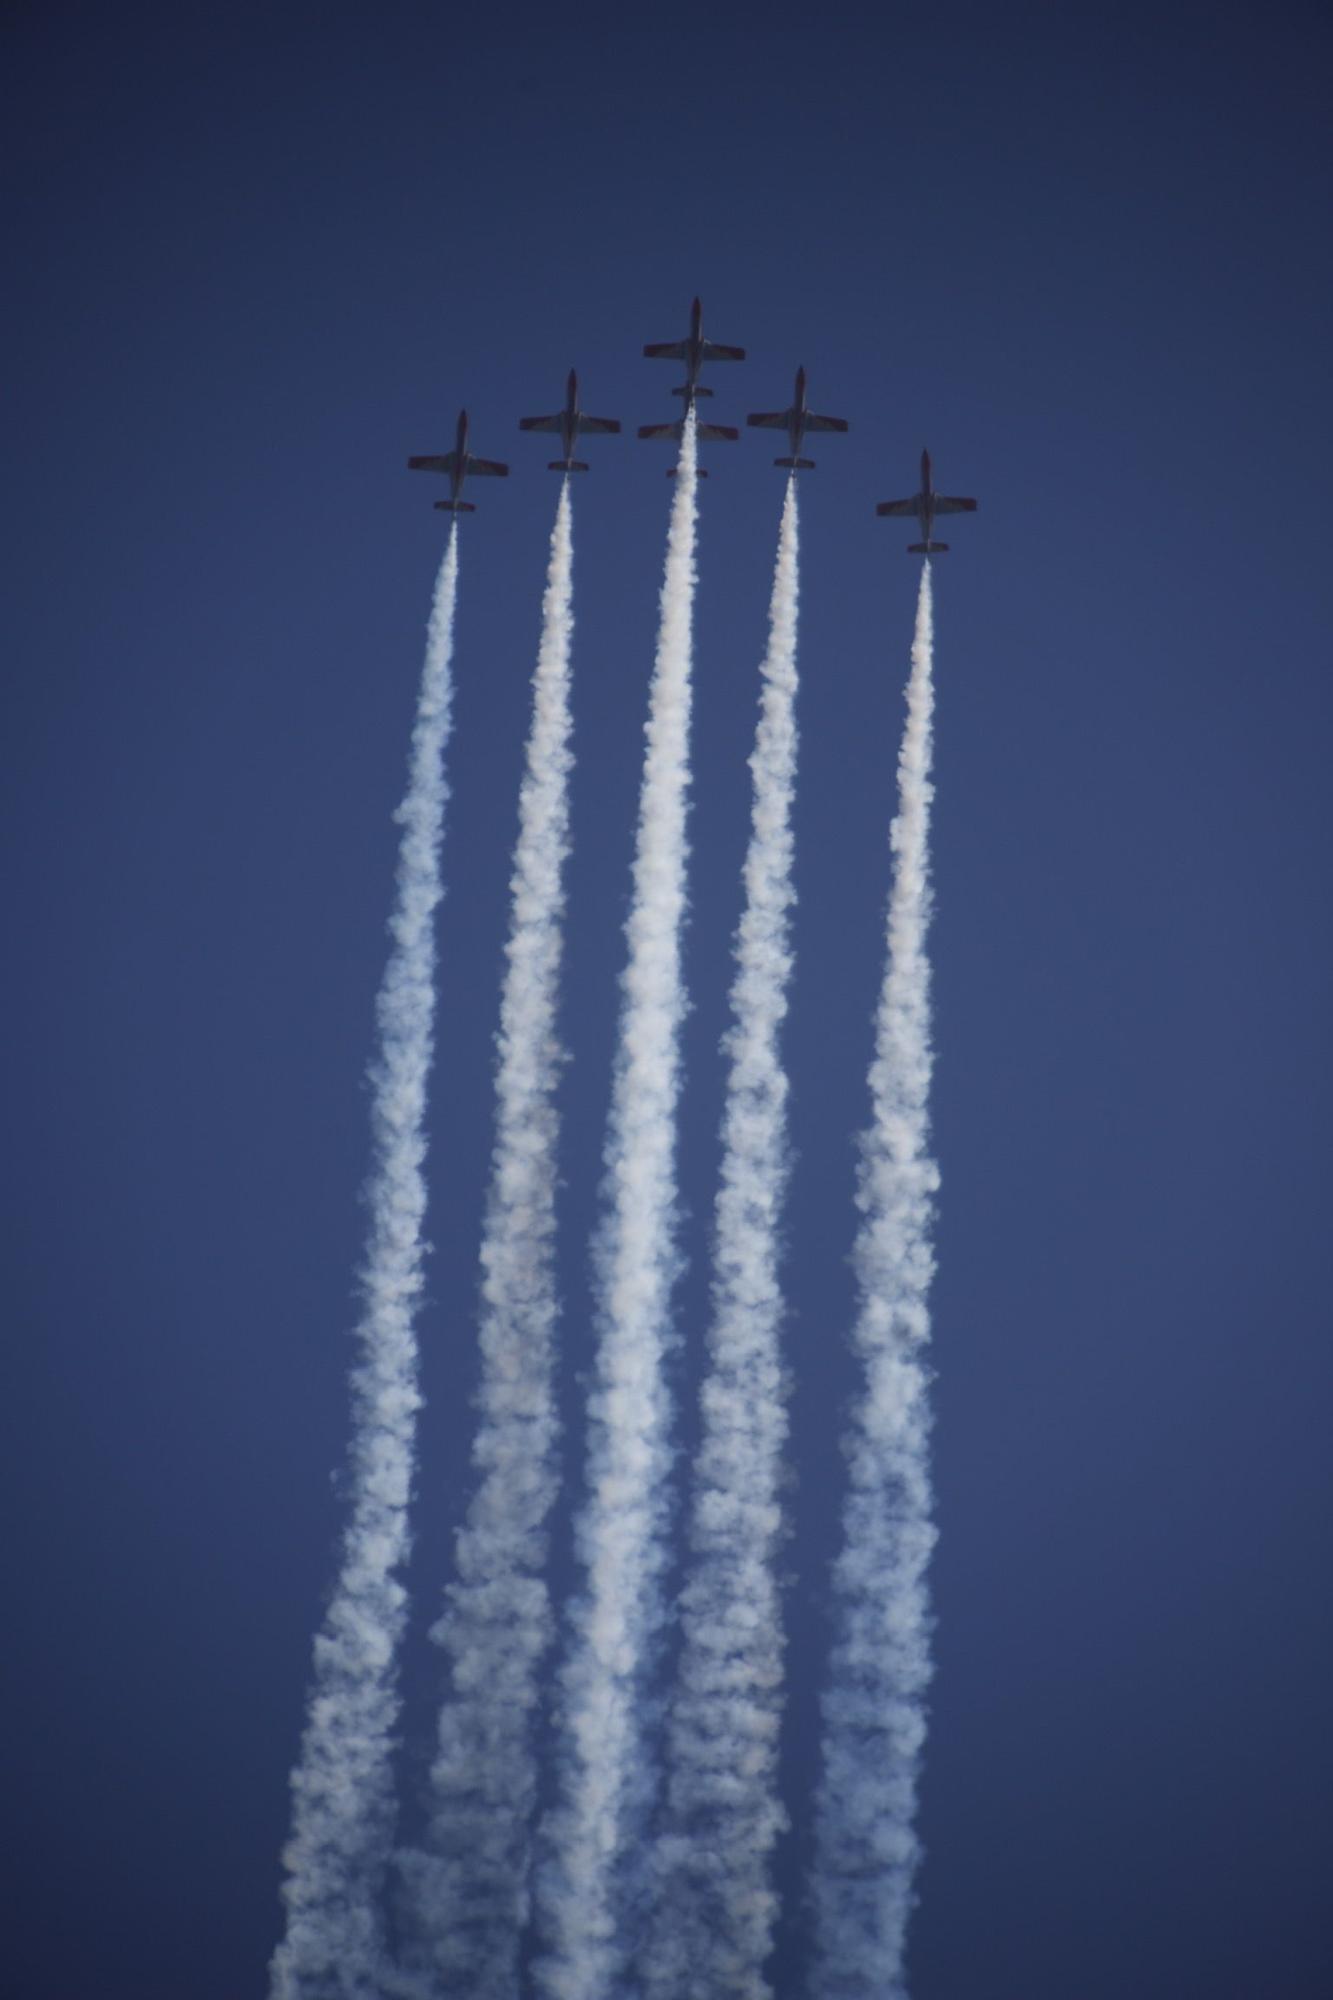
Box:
[556,371,581,461]
[682,296,706,387]
[785,366,810,456]
[452,410,470,503]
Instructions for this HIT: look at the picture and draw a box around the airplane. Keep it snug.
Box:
[637,408,740,478]
[519,369,621,471]
[746,366,848,469]
[876,449,977,552]
[644,295,745,404]
[407,409,509,513]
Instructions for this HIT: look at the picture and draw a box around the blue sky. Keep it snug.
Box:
[5,3,1333,1996]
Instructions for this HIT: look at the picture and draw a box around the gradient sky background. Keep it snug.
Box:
[5,3,1333,1996]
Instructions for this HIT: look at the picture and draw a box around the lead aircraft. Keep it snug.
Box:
[876,449,977,552]
[747,366,848,468]
[407,410,509,513]
[519,369,621,471]
[643,295,745,401]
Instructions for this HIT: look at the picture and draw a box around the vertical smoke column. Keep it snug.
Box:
[646,479,800,2000]
[536,413,699,2000]
[401,484,575,1999]
[270,530,460,2000]
[812,565,939,2000]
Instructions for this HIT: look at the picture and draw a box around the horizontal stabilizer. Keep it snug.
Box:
[667,467,709,479]
[548,460,589,473]
[774,456,816,469]
[908,541,948,553]
[671,383,713,397]
[434,500,476,513]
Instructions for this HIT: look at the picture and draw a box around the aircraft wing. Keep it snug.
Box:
[697,422,740,442]
[465,456,510,478]
[576,416,621,435]
[644,340,688,360]
[805,413,849,433]
[934,496,978,514]
[638,421,682,440]
[876,498,919,517]
[519,415,563,434]
[408,454,458,474]
[700,340,746,362]
[747,412,789,430]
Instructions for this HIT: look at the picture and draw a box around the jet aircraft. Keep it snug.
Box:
[644,296,745,405]
[747,366,848,469]
[407,410,509,513]
[519,369,621,471]
[876,449,977,552]
[637,409,740,478]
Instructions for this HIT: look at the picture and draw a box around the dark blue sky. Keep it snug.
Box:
[5,3,1332,1996]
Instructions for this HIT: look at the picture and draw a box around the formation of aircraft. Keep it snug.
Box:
[408,300,977,548]
[876,449,978,554]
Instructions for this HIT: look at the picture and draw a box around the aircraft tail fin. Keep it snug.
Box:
[434,500,476,514]
[775,455,816,470]
[908,540,948,553]
[548,460,589,473]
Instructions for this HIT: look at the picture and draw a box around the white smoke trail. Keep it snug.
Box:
[535,412,700,2000]
[645,479,801,2000]
[811,565,939,2000]
[397,483,575,1999]
[269,530,460,2000]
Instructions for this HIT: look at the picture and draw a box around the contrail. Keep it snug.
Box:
[811,565,939,2000]
[397,483,575,1999]
[535,412,700,2000]
[645,479,801,2000]
[269,529,460,2000]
